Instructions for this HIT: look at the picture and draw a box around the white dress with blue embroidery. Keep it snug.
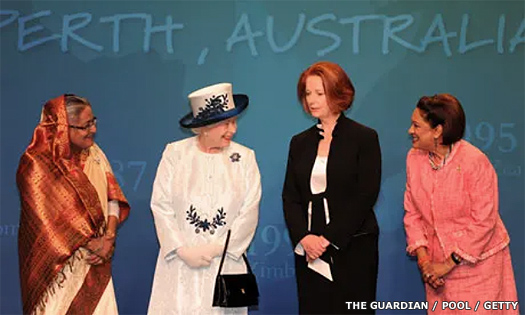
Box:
[148,136,261,315]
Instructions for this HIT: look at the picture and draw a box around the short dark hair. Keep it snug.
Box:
[416,93,465,145]
[297,61,355,114]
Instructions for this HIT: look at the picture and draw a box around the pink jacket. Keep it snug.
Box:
[404,140,510,264]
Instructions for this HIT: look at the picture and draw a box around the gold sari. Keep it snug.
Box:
[17,95,130,314]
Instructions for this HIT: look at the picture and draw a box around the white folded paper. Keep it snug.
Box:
[308,258,333,281]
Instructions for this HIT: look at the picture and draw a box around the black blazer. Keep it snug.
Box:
[282,113,381,250]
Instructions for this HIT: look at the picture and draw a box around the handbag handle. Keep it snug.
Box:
[217,229,254,275]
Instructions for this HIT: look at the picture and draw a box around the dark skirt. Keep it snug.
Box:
[294,234,378,314]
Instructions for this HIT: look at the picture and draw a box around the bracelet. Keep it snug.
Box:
[104,232,116,241]
[451,252,462,265]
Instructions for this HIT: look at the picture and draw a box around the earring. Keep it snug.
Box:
[434,137,438,149]
[203,131,208,137]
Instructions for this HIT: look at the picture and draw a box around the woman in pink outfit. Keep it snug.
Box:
[404,94,518,314]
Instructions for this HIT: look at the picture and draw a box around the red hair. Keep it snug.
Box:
[297,61,355,114]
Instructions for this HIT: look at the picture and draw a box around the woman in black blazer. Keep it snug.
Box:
[282,61,381,314]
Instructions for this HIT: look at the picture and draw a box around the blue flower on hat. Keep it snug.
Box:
[179,83,249,129]
[195,94,228,121]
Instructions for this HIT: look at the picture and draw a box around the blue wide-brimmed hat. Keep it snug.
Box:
[179,83,249,128]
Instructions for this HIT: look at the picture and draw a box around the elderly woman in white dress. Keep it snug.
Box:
[148,83,261,314]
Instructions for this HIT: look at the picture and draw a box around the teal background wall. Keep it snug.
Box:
[1,1,523,313]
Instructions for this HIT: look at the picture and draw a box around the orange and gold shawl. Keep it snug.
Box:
[16,95,129,314]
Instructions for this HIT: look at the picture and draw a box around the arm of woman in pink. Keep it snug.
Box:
[451,154,500,264]
[405,178,448,288]
[403,151,443,286]
[403,150,429,261]
[425,154,501,285]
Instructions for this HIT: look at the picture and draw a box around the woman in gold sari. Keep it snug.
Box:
[16,94,130,314]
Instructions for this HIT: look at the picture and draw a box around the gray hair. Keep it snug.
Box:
[191,127,203,135]
[65,94,91,120]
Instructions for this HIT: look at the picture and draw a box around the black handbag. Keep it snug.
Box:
[212,230,259,307]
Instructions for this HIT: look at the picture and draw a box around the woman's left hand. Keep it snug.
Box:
[429,261,455,279]
[200,243,223,259]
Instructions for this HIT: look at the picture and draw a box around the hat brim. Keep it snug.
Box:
[179,94,249,128]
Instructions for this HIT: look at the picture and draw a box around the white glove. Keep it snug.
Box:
[200,243,224,259]
[176,246,212,268]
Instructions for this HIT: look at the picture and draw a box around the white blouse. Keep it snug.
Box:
[310,155,328,194]
[295,155,331,255]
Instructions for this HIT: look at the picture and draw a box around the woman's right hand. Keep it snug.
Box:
[415,247,443,289]
[86,236,115,260]
[300,235,326,261]
[85,236,115,265]
[177,246,213,268]
[422,267,445,289]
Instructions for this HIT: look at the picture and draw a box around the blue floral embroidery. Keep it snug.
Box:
[230,152,241,162]
[186,205,227,234]
[195,94,229,121]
